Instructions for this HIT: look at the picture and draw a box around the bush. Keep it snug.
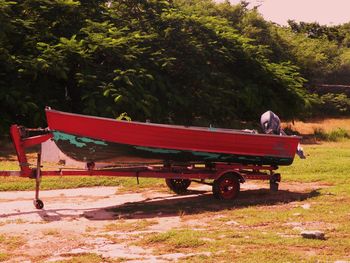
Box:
[309,93,350,118]
[0,0,309,134]
[313,127,350,141]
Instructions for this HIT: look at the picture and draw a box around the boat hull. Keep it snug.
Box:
[52,131,294,165]
[46,109,300,166]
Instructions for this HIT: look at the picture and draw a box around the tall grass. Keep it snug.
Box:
[313,127,350,141]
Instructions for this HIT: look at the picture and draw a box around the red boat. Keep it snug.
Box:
[1,108,302,209]
[46,108,300,166]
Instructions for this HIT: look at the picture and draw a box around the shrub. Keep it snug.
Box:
[313,127,350,141]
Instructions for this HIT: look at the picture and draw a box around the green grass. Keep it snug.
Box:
[280,140,350,183]
[0,160,20,170]
[0,174,165,192]
[140,229,207,252]
[1,141,348,191]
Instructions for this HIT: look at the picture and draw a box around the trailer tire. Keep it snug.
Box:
[34,199,44,209]
[166,179,191,194]
[213,173,240,200]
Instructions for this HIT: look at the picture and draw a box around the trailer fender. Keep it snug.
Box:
[216,170,245,183]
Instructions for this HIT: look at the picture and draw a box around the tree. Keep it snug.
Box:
[0,0,313,134]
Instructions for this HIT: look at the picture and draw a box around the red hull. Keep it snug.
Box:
[45,109,300,164]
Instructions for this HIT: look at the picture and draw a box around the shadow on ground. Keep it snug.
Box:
[0,188,320,222]
[102,188,320,220]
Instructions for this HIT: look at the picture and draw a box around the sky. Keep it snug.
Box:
[225,0,350,26]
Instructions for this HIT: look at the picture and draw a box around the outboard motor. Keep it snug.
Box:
[260,111,306,159]
[260,111,284,135]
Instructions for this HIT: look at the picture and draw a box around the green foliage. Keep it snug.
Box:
[288,20,350,47]
[116,112,131,121]
[312,93,350,116]
[2,0,349,134]
[276,28,341,83]
[287,20,350,85]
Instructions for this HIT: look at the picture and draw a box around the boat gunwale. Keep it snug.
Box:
[46,109,301,140]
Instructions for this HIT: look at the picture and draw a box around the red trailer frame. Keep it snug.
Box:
[1,125,281,209]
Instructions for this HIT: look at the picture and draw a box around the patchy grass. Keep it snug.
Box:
[0,234,26,250]
[7,218,27,224]
[42,228,61,237]
[0,219,28,227]
[140,229,207,253]
[0,160,20,170]
[104,219,158,232]
[53,253,113,263]
[0,253,9,262]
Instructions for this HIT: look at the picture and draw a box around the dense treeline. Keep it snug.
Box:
[1,0,349,134]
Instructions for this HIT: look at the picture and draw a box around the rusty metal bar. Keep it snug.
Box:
[22,133,53,148]
[9,125,32,177]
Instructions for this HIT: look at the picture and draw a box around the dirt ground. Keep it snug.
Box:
[0,181,326,262]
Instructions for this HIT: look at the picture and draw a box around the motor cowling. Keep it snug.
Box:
[260,111,282,135]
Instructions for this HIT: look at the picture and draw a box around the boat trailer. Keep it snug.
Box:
[1,125,281,209]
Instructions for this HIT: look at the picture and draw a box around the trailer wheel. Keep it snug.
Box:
[213,173,240,200]
[166,179,191,194]
[33,199,44,209]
